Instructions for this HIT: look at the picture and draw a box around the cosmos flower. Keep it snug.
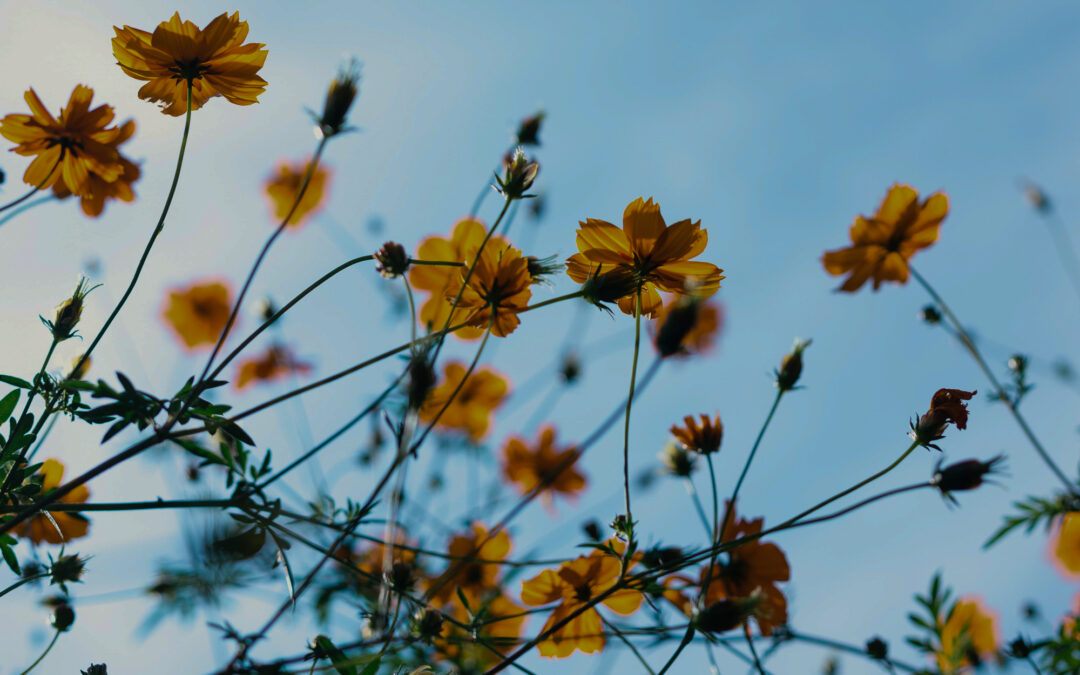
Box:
[112,12,268,116]
[445,243,532,337]
[19,459,90,545]
[910,388,976,451]
[651,296,723,357]
[437,593,527,668]
[418,361,509,441]
[501,425,586,507]
[163,280,233,350]
[822,184,948,292]
[51,118,141,217]
[936,596,1000,673]
[234,344,312,390]
[1050,512,1080,580]
[670,413,723,455]
[264,158,330,228]
[565,197,724,318]
[428,522,511,605]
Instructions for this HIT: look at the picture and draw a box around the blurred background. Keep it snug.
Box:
[1,1,1079,672]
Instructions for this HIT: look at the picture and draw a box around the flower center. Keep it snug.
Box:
[169,59,211,81]
[574,584,592,602]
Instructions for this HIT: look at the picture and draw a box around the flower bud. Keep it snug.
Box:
[82,665,108,675]
[659,441,696,477]
[50,602,75,631]
[314,60,361,139]
[580,267,637,314]
[696,599,748,634]
[775,338,811,392]
[49,553,86,588]
[66,354,91,381]
[44,278,98,342]
[642,546,683,571]
[932,455,1005,503]
[411,608,444,643]
[388,561,416,592]
[525,254,561,285]
[374,241,410,279]
[558,351,581,385]
[920,305,942,324]
[1009,636,1031,659]
[406,349,436,411]
[256,297,279,323]
[515,111,545,146]
[866,637,888,660]
[1021,180,1051,214]
[495,147,539,200]
[582,520,602,541]
[655,295,701,357]
[609,514,635,541]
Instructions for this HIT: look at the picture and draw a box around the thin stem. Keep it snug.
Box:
[622,289,643,534]
[20,629,60,675]
[72,83,193,376]
[785,630,920,673]
[0,572,49,599]
[1040,211,1080,309]
[0,195,55,229]
[601,616,656,675]
[743,624,767,675]
[0,153,61,216]
[683,478,713,539]
[0,338,59,495]
[705,452,720,574]
[657,628,695,675]
[909,265,1075,492]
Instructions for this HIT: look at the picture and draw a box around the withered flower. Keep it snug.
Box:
[910,388,977,451]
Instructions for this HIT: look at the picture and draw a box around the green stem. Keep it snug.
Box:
[621,289,643,537]
[0,572,49,599]
[20,629,60,675]
[743,624,767,674]
[705,452,720,574]
[683,477,713,539]
[0,153,61,216]
[656,627,695,675]
[0,338,59,495]
[0,195,55,230]
[601,615,656,675]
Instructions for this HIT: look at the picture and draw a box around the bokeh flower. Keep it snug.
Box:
[1050,512,1080,580]
[418,361,509,441]
[437,593,526,668]
[445,243,532,337]
[520,545,643,658]
[19,459,90,545]
[234,344,312,390]
[264,158,330,228]
[163,280,233,350]
[565,197,724,318]
[822,184,948,292]
[670,413,723,455]
[936,596,1000,673]
[501,425,586,507]
[651,296,723,357]
[429,522,511,605]
[112,12,268,116]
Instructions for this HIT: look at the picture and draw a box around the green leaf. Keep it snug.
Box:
[0,375,32,389]
[358,658,381,675]
[0,390,19,426]
[313,636,357,675]
[0,540,20,575]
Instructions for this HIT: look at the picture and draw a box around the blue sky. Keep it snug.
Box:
[1,1,1080,673]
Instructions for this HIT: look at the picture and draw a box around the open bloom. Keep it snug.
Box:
[418,361,509,441]
[651,296,723,357]
[910,388,976,451]
[410,218,508,340]
[19,459,90,545]
[51,118,141,217]
[671,413,723,455]
[1050,512,1080,580]
[565,197,724,318]
[1,86,129,199]
[501,425,586,507]
[264,158,330,228]
[520,546,643,658]
[438,593,526,668]
[937,596,1000,673]
[823,184,948,292]
[428,522,511,605]
[163,280,233,350]
[234,344,312,390]
[445,243,532,337]
[112,12,268,116]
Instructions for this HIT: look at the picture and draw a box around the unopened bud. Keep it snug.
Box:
[642,546,683,571]
[525,254,560,284]
[659,441,696,477]
[515,111,545,146]
[314,60,361,138]
[776,338,811,392]
[406,349,436,411]
[50,602,75,631]
[866,637,888,660]
[49,553,86,588]
[655,295,701,357]
[582,520,602,541]
[495,147,539,200]
[1021,181,1051,214]
[411,608,444,643]
[44,278,98,341]
[375,241,410,279]
[696,599,749,634]
[81,665,108,675]
[932,455,1006,502]
[580,267,637,314]
[920,305,942,324]
[66,354,91,381]
[388,561,415,592]
[558,352,581,384]
[1009,636,1031,658]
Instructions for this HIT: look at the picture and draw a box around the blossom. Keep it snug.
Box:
[409,218,508,340]
[445,243,532,337]
[651,296,723,357]
[1,86,130,200]
[670,413,723,455]
[822,184,948,292]
[418,361,509,441]
[565,197,724,318]
[234,344,312,390]
[910,388,976,451]
[428,522,511,605]
[335,530,417,599]
[264,158,330,228]
[51,118,141,217]
[936,596,1000,673]
[1050,512,1080,580]
[437,593,526,668]
[112,12,268,116]
[501,425,586,507]
[163,280,233,350]
[700,502,790,635]
[19,459,90,545]
[520,545,643,658]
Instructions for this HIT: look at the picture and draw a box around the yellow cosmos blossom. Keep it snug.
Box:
[264,158,330,228]
[1,86,128,198]
[163,280,233,350]
[51,119,141,217]
[112,12,267,116]
[418,361,509,441]
[565,197,724,318]
[501,425,586,508]
[234,344,312,390]
[1050,511,1080,580]
[19,459,90,545]
[520,545,643,658]
[445,243,532,338]
[936,596,1000,673]
[650,296,722,357]
[428,522,511,605]
[822,184,948,292]
[437,593,527,668]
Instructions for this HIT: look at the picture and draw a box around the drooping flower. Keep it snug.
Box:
[1050,512,1080,580]
[822,184,948,292]
[521,543,643,658]
[409,218,508,340]
[428,522,511,605]
[163,280,233,350]
[501,425,586,507]
[264,158,330,228]
[1,86,129,199]
[651,296,723,358]
[19,459,90,545]
[418,361,509,441]
[910,388,976,451]
[936,596,1000,673]
[565,197,724,318]
[670,413,723,455]
[112,12,268,116]
[445,243,532,337]
[234,344,312,390]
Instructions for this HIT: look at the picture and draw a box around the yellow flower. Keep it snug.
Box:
[565,197,724,318]
[501,425,586,508]
[428,522,511,605]
[520,545,643,658]
[1050,511,1080,580]
[670,413,723,455]
[418,361,509,441]
[822,184,948,292]
[1,86,129,198]
[264,158,330,228]
[937,596,1000,673]
[19,459,90,545]
[112,12,268,116]
[650,296,722,357]
[234,344,312,390]
[445,243,532,337]
[437,593,526,668]
[51,119,141,217]
[163,280,233,350]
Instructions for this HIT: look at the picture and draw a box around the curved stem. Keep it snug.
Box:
[656,627,695,675]
[0,153,61,216]
[0,195,55,229]
[20,629,60,675]
[621,289,643,535]
[909,265,1075,492]
[0,572,49,599]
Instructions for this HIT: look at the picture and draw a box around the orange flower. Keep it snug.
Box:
[1062,592,1080,636]
[112,12,268,116]
[910,388,977,451]
[501,425,586,507]
[671,413,723,455]
[701,502,790,635]
[1050,512,1080,580]
[520,546,643,658]
[565,197,724,318]
[822,184,948,292]
[418,361,509,441]
[651,297,723,357]
[163,280,233,350]
[335,530,417,598]
[428,522,512,605]
[445,243,532,337]
[1,86,129,198]
[264,158,330,228]
[409,218,508,340]
[234,344,312,390]
[19,459,90,545]
[936,596,1000,673]
[437,593,527,668]
[51,119,141,217]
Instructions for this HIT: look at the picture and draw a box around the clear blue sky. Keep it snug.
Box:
[1,1,1079,673]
